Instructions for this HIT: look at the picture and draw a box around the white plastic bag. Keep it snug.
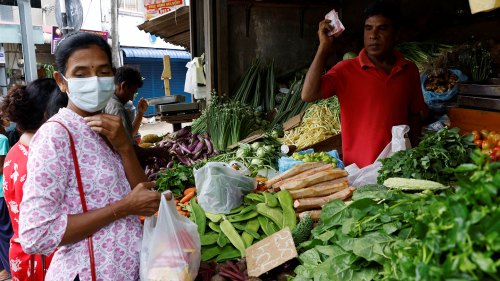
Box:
[194,162,257,214]
[345,125,409,187]
[140,191,201,281]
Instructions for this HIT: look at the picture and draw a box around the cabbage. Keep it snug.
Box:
[251,142,262,151]
[343,52,357,60]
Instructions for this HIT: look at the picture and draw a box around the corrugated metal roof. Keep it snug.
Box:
[121,47,191,59]
[137,6,190,51]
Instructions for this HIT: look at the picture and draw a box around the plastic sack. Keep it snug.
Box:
[325,9,345,37]
[278,149,345,174]
[185,59,207,99]
[140,191,201,281]
[194,162,257,214]
[345,125,409,188]
[420,69,468,104]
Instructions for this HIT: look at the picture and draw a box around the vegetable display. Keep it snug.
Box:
[269,78,311,130]
[290,152,339,166]
[395,42,451,67]
[377,127,476,185]
[278,97,340,151]
[470,128,500,161]
[144,127,218,182]
[424,70,459,93]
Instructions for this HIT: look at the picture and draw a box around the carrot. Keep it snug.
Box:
[178,211,189,216]
[180,191,196,204]
[155,211,159,217]
[175,199,180,205]
[293,186,357,210]
[281,170,348,191]
[298,210,322,222]
[176,206,182,211]
[232,165,239,170]
[267,162,326,188]
[288,181,349,199]
[255,178,267,182]
[272,164,335,192]
[184,187,197,196]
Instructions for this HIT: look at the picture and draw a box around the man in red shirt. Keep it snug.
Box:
[302,1,426,168]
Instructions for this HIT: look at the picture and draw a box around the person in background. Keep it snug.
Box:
[3,121,20,148]
[0,118,12,281]
[19,32,169,281]
[301,0,426,168]
[103,65,169,164]
[2,79,68,281]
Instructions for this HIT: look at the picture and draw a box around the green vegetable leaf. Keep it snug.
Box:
[353,232,396,265]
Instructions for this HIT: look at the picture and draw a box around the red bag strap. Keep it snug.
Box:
[47,121,97,281]
[30,255,34,281]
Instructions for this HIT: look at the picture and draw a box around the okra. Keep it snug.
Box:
[229,206,245,214]
[228,210,258,222]
[241,218,261,248]
[220,218,247,257]
[209,222,221,233]
[258,215,272,237]
[190,197,206,236]
[205,212,222,223]
[200,234,219,246]
[263,192,278,207]
[255,203,283,228]
[277,190,297,231]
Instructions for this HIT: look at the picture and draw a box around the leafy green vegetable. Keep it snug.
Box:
[155,161,205,195]
[378,127,476,185]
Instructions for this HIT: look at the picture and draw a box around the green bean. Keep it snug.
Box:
[241,218,261,248]
[215,249,242,263]
[220,218,247,257]
[228,211,259,222]
[217,231,229,247]
[190,197,206,236]
[245,193,264,202]
[205,212,222,223]
[263,192,278,207]
[230,206,245,214]
[209,222,221,233]
[201,245,223,261]
[277,190,297,231]
[233,224,261,240]
[258,215,272,237]
[201,234,219,246]
[255,203,283,228]
[269,221,280,233]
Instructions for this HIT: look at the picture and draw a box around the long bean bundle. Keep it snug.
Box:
[396,42,451,65]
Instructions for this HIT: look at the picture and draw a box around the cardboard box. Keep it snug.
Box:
[283,112,305,131]
[227,130,265,149]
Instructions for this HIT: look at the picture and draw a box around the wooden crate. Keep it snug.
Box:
[449,107,500,134]
[298,134,342,156]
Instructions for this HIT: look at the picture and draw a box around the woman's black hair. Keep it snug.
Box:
[364,0,402,30]
[45,86,69,119]
[1,78,68,132]
[55,32,113,76]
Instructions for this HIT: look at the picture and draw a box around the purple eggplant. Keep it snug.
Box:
[175,155,189,166]
[171,143,179,151]
[193,151,201,160]
[203,153,208,160]
[176,127,191,138]
[197,134,204,142]
[204,132,210,139]
[204,139,213,154]
[167,161,174,168]
[164,142,173,149]
[214,150,221,155]
[188,140,200,151]
[159,142,165,148]
[144,166,150,176]
[180,143,191,154]
[148,172,159,181]
[155,163,160,170]
[158,158,168,167]
[192,141,204,154]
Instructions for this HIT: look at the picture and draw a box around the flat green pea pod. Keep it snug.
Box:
[277,190,296,231]
[205,231,218,236]
[245,193,264,203]
[217,231,229,247]
[255,203,283,229]
[190,197,206,236]
[229,206,245,214]
[220,217,247,257]
[202,245,235,262]
[263,192,278,207]
[200,234,219,246]
[259,234,267,240]
[215,249,241,263]
[238,204,257,215]
[227,211,258,222]
[258,215,272,237]
[209,222,221,233]
[233,223,261,240]
[268,221,280,233]
[205,212,222,223]
[241,218,260,248]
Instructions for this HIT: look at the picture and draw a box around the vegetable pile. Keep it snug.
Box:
[424,70,459,93]
[290,152,339,166]
[278,97,340,151]
[395,42,451,67]
[471,128,500,161]
[144,127,218,181]
[377,127,476,185]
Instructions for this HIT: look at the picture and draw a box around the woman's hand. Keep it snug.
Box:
[116,181,172,217]
[84,114,132,153]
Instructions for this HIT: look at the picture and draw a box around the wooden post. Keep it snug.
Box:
[162,55,172,96]
[216,0,229,97]
[204,0,216,97]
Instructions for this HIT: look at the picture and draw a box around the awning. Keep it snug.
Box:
[121,47,191,60]
[137,6,190,52]
[0,23,44,44]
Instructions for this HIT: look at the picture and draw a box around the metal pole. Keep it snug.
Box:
[18,0,38,83]
[110,0,120,68]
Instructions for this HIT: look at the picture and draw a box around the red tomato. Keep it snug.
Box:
[488,131,498,140]
[471,131,481,142]
[494,146,500,155]
[483,140,494,150]
[475,140,483,149]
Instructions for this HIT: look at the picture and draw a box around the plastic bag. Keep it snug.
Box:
[194,162,257,214]
[420,69,468,104]
[345,125,409,187]
[140,191,201,281]
[325,9,345,37]
[278,149,345,173]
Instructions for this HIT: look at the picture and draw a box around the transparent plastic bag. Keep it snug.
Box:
[278,149,345,173]
[140,191,201,281]
[345,125,409,187]
[194,162,257,214]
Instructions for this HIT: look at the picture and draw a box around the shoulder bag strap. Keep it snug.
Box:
[47,121,97,281]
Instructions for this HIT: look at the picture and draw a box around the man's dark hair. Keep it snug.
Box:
[364,0,402,30]
[115,65,143,88]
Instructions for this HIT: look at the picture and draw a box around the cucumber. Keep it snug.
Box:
[255,203,283,229]
[277,190,297,231]
[263,192,278,207]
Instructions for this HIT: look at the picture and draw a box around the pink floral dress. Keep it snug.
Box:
[19,108,142,281]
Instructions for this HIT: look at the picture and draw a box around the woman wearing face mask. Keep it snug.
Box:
[19,32,169,281]
[1,79,68,281]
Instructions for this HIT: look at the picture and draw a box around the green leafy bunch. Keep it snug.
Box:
[155,161,205,196]
[378,127,476,185]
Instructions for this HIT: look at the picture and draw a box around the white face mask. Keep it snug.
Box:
[62,75,115,113]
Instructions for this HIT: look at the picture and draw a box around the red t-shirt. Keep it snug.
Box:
[321,48,426,168]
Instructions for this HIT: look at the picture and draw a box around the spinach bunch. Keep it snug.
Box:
[155,161,206,196]
[378,127,476,185]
